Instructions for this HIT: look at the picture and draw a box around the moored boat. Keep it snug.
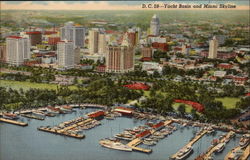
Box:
[239,134,250,148]
[215,143,226,153]
[3,113,19,120]
[175,146,193,160]
[47,106,60,114]
[99,139,132,152]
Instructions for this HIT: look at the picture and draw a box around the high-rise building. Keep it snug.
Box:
[89,29,99,54]
[57,40,74,69]
[98,33,107,55]
[0,45,7,63]
[150,14,160,36]
[26,31,42,46]
[105,45,134,73]
[141,47,153,58]
[74,47,81,65]
[127,32,136,46]
[6,36,30,66]
[60,22,85,48]
[208,36,218,59]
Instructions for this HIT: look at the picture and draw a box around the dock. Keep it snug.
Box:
[127,120,173,153]
[20,114,45,120]
[38,127,85,139]
[224,145,250,160]
[171,129,208,159]
[127,138,152,153]
[0,118,28,126]
[199,131,234,159]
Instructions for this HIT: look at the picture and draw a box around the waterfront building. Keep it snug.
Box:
[150,14,160,36]
[25,31,42,46]
[0,44,7,63]
[208,36,218,59]
[57,40,74,69]
[60,22,85,48]
[6,36,30,66]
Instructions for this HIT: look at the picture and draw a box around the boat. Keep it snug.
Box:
[175,146,193,160]
[3,113,19,120]
[239,134,250,148]
[143,140,156,146]
[99,139,132,152]
[228,149,243,160]
[47,106,60,114]
[60,106,72,113]
[215,143,225,153]
[105,115,115,120]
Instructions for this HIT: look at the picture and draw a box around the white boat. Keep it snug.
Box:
[143,140,156,146]
[228,149,243,160]
[239,134,250,148]
[99,139,132,151]
[215,143,226,153]
[176,146,193,160]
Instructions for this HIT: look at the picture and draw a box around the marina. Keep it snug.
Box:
[0,107,248,160]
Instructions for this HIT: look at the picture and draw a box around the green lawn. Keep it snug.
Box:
[172,103,193,113]
[215,97,240,109]
[0,80,77,91]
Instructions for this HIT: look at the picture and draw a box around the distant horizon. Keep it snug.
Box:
[1,1,249,10]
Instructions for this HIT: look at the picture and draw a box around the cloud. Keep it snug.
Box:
[1,1,249,10]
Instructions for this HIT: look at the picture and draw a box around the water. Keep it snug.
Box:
[0,108,240,160]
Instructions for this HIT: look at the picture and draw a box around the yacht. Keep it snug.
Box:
[3,113,19,120]
[239,134,250,148]
[176,146,193,160]
[215,143,226,153]
[99,139,132,152]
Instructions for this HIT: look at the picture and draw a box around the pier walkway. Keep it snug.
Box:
[127,120,173,153]
[0,118,28,126]
[224,145,250,160]
[201,131,234,159]
[171,129,208,159]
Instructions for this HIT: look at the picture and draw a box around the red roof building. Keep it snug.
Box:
[88,110,105,120]
[136,130,151,138]
[96,65,106,72]
[123,83,150,90]
[217,63,233,69]
[174,99,205,112]
[152,121,165,130]
[7,36,22,39]
[152,42,168,52]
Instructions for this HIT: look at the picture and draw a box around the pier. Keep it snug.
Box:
[199,131,235,159]
[127,138,152,153]
[171,128,208,159]
[0,118,28,126]
[127,120,173,153]
[224,145,250,160]
[38,127,85,139]
[20,114,45,120]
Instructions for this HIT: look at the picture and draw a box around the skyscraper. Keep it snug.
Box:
[150,14,160,36]
[57,40,74,69]
[60,22,85,48]
[208,36,218,59]
[6,36,30,66]
[98,33,107,55]
[105,46,134,73]
[89,29,99,54]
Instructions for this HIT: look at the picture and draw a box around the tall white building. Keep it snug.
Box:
[89,29,99,54]
[6,36,30,66]
[208,36,218,59]
[150,14,160,36]
[89,29,107,55]
[60,22,85,49]
[57,40,74,69]
[98,33,107,55]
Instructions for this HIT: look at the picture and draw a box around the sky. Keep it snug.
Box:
[1,1,249,10]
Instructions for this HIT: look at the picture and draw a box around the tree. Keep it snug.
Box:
[178,104,186,115]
